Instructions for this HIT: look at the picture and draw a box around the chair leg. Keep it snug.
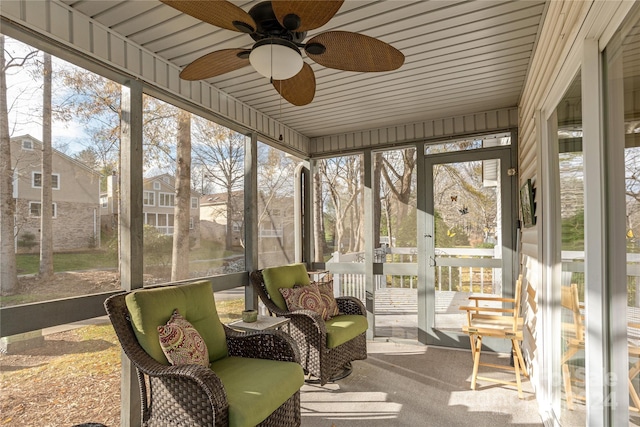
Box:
[471,335,482,391]
[511,339,523,399]
[512,340,528,378]
[562,363,575,410]
[630,378,640,412]
[469,334,477,361]
[630,360,640,412]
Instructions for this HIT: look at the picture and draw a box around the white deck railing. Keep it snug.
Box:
[326,248,640,309]
[326,247,499,301]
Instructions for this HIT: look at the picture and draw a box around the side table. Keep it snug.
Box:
[227,315,290,333]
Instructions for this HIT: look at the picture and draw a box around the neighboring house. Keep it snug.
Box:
[11,135,101,253]
[199,191,243,247]
[101,173,201,245]
[199,191,295,250]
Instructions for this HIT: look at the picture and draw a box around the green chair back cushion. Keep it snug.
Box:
[325,314,369,348]
[125,281,228,364]
[211,356,304,427]
[262,263,310,310]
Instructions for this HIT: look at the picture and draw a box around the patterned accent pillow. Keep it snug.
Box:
[279,283,326,319]
[316,280,340,320]
[157,309,209,367]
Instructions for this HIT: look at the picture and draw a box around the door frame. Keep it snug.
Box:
[417,140,519,348]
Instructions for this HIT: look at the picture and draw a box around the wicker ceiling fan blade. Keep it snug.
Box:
[272,1,344,32]
[180,49,251,80]
[160,0,256,33]
[272,62,316,106]
[305,31,404,72]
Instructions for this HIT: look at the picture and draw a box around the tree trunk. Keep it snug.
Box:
[313,162,324,262]
[39,52,54,279]
[171,110,191,281]
[0,36,18,295]
[373,153,383,249]
[225,186,233,251]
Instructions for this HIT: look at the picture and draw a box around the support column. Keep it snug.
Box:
[245,133,258,310]
[363,149,375,339]
[119,81,144,427]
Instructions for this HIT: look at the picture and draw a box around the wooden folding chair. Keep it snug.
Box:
[560,283,586,410]
[629,322,640,413]
[460,274,528,399]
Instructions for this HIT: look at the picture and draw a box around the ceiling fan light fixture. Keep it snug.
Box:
[249,38,303,80]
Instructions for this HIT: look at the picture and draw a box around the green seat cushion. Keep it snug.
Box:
[262,263,310,310]
[325,314,369,348]
[211,356,304,427]
[125,281,228,364]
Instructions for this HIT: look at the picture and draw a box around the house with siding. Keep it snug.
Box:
[199,190,294,250]
[11,135,100,253]
[101,173,201,245]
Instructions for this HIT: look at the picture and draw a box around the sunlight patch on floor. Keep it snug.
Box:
[301,385,402,420]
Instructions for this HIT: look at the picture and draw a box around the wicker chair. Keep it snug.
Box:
[104,281,304,427]
[250,265,368,385]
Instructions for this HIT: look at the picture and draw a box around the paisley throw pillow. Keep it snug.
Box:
[316,280,340,320]
[279,283,326,319]
[158,309,209,367]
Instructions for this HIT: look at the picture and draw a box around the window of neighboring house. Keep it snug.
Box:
[143,191,155,206]
[153,182,161,190]
[233,222,241,232]
[29,201,57,218]
[22,139,33,150]
[32,172,60,190]
[159,192,175,207]
[100,196,108,208]
[191,197,198,209]
[145,213,156,226]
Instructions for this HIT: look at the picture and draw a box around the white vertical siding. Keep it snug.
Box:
[310,107,518,154]
[517,0,634,404]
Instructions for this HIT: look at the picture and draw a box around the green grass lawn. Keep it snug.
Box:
[0,296,246,426]
[16,251,117,275]
[15,243,244,276]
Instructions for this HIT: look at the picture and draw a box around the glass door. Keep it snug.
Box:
[423,146,516,347]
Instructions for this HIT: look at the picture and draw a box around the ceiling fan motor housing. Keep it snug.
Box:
[248,1,306,44]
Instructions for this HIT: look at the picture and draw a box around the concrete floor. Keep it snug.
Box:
[42,291,542,426]
[300,339,543,427]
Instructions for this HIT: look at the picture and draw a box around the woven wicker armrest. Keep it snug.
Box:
[336,296,366,315]
[153,363,228,405]
[288,309,327,334]
[224,327,301,363]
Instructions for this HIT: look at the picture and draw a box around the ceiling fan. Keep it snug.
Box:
[160,0,405,106]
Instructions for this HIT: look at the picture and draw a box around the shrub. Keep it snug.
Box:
[17,232,38,251]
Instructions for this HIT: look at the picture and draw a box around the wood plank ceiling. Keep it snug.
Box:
[60,0,547,139]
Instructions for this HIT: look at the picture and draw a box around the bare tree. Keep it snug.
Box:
[313,162,325,262]
[378,148,416,247]
[192,118,244,250]
[0,36,37,295]
[381,148,415,220]
[39,52,54,279]
[171,110,191,281]
[256,144,298,262]
[321,155,363,253]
